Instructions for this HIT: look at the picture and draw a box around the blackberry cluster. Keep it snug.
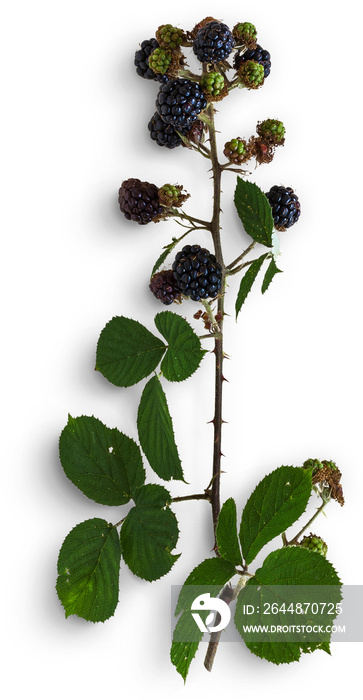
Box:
[266,186,301,231]
[149,270,181,305]
[134,38,168,82]
[148,111,184,148]
[118,178,162,225]
[172,245,222,301]
[156,78,207,128]
[193,21,235,63]
[235,44,271,77]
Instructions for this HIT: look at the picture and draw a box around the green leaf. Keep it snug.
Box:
[261,258,282,294]
[175,557,236,616]
[154,311,206,382]
[151,231,189,277]
[240,466,312,565]
[235,254,268,318]
[59,415,145,505]
[120,484,180,581]
[56,518,121,622]
[137,376,184,482]
[234,177,273,247]
[96,316,166,387]
[170,611,203,682]
[234,547,342,664]
[216,498,243,566]
[171,556,236,680]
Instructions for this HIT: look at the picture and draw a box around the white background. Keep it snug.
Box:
[2,1,363,697]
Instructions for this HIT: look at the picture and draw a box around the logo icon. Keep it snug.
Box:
[191,593,231,633]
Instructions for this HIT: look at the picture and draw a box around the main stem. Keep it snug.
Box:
[207,104,225,551]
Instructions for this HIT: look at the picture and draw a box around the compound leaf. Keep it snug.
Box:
[59,415,145,505]
[234,547,342,664]
[96,316,166,387]
[56,518,121,622]
[154,311,206,382]
[120,484,180,581]
[235,254,268,318]
[240,466,312,565]
[234,177,273,247]
[216,498,243,566]
[137,375,184,481]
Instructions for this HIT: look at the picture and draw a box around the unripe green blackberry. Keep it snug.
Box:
[238,60,264,88]
[148,47,173,75]
[257,119,285,145]
[302,458,323,475]
[300,534,328,557]
[200,72,226,100]
[156,24,186,50]
[233,22,257,49]
[223,137,250,164]
[158,184,189,208]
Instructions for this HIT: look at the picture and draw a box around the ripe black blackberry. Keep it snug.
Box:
[265,185,301,231]
[156,79,207,128]
[134,38,168,82]
[118,178,162,225]
[172,245,222,301]
[234,44,271,77]
[149,270,182,305]
[148,112,184,149]
[193,21,235,63]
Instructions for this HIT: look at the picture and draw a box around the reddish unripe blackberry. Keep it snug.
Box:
[265,185,301,231]
[172,244,222,301]
[118,178,162,225]
[149,270,182,305]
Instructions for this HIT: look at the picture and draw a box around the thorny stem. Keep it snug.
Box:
[204,575,250,672]
[207,103,225,550]
[171,493,211,503]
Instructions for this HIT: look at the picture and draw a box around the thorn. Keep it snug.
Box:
[221,420,228,424]
[221,374,229,382]
[207,418,216,425]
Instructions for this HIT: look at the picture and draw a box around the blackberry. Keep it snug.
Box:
[223,138,250,164]
[149,270,182,305]
[172,244,222,301]
[118,178,162,225]
[200,71,226,100]
[156,78,207,128]
[265,185,301,231]
[238,61,265,89]
[156,24,185,50]
[233,22,257,49]
[300,534,328,558]
[148,112,184,149]
[235,44,271,77]
[257,118,285,145]
[193,21,235,63]
[134,38,168,83]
